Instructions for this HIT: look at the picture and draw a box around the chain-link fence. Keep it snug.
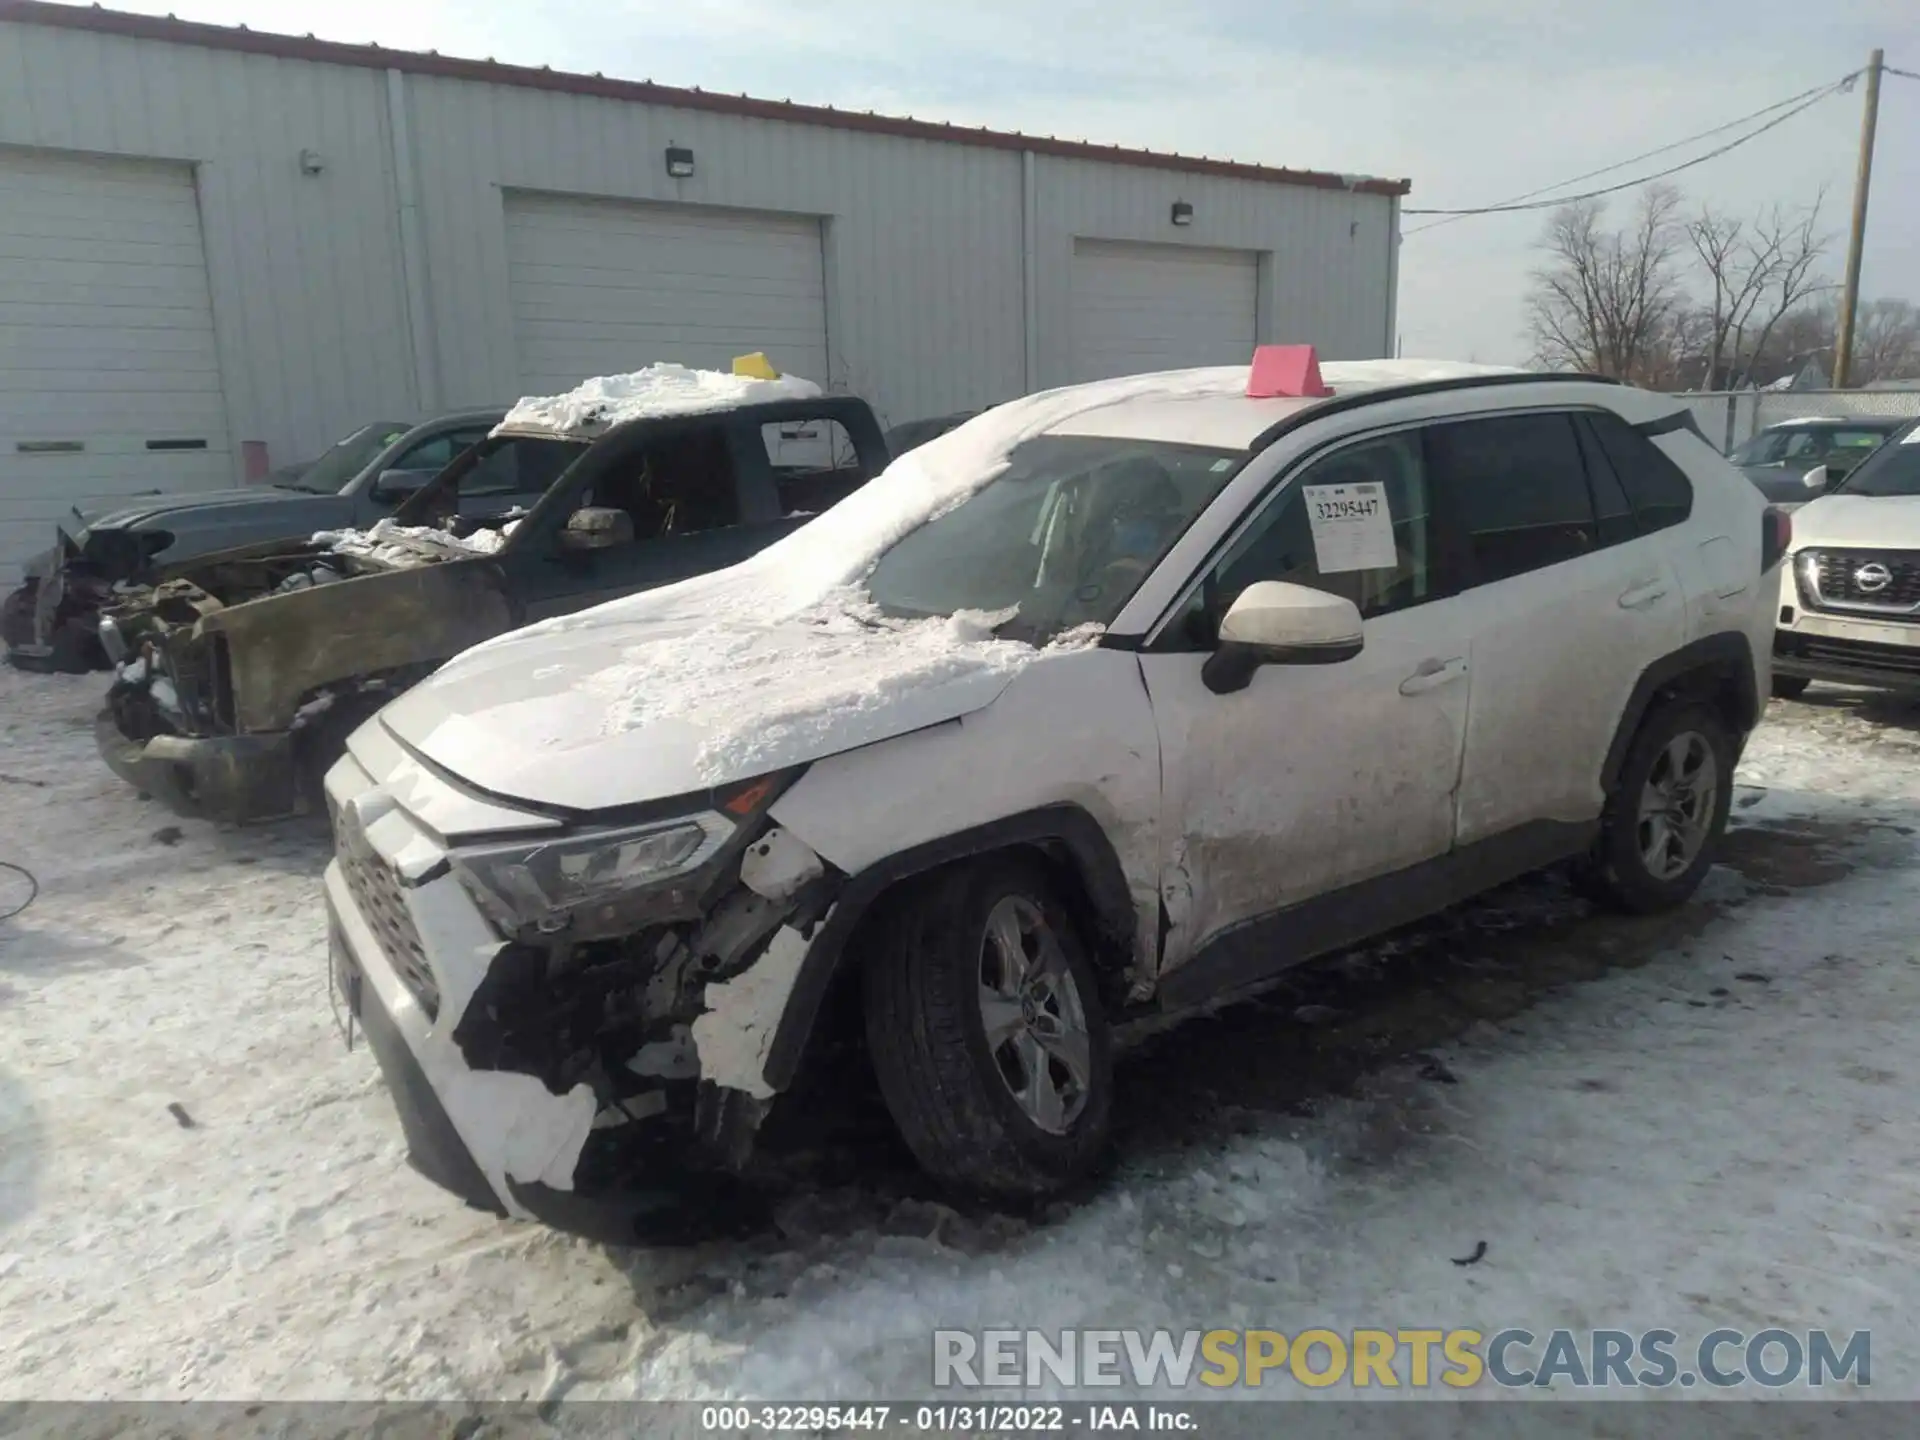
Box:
[1673,389,1920,453]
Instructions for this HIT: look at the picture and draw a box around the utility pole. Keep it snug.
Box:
[1832,49,1883,389]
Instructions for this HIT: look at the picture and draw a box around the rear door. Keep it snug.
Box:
[1437,410,1687,844]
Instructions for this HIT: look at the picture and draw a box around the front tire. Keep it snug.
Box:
[863,859,1113,1198]
[1580,702,1735,914]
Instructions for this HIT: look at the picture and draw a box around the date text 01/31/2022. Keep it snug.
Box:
[698,1404,1196,1432]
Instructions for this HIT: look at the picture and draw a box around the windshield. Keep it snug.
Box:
[864,434,1242,645]
[276,422,410,494]
[1731,425,1891,468]
[1833,426,1920,497]
[1729,432,1786,465]
[394,433,587,529]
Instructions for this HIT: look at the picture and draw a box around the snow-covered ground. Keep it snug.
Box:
[2,665,1917,1411]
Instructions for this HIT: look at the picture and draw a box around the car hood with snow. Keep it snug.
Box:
[379,601,1063,811]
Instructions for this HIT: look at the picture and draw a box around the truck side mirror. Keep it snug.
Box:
[372,468,434,503]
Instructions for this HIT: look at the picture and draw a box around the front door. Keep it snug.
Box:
[1139,427,1473,981]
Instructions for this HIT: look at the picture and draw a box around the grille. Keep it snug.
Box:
[334,806,440,1019]
[1776,632,1920,677]
[1806,549,1920,611]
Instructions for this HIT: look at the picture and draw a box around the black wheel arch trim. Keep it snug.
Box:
[761,802,1137,1091]
[1600,631,1758,796]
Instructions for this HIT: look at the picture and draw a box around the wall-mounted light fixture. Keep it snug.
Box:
[665,146,695,178]
[1170,200,1194,227]
[298,148,325,175]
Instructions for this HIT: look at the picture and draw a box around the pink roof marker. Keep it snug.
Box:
[1247,344,1332,398]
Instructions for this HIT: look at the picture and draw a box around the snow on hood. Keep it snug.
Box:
[495,363,823,437]
[403,361,1494,806]
[1789,492,1920,551]
[377,599,1105,809]
[312,517,512,566]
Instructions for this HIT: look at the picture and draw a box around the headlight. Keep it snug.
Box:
[451,813,734,938]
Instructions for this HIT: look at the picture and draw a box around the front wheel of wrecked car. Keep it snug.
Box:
[863,859,1114,1199]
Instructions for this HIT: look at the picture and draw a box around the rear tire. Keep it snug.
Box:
[1771,674,1811,700]
[1579,702,1734,914]
[862,858,1113,1198]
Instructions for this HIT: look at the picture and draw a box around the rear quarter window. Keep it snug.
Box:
[1588,411,1694,533]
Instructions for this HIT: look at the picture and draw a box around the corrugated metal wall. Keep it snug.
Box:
[0,16,1396,478]
[0,22,417,471]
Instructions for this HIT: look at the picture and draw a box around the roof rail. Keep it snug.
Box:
[1246,371,1622,456]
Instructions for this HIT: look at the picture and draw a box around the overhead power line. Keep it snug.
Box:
[1402,70,1861,232]
[1884,63,1920,81]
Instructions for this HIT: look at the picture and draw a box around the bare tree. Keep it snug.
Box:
[1684,194,1831,389]
[1850,299,1920,385]
[1527,186,1685,382]
[1750,295,1920,386]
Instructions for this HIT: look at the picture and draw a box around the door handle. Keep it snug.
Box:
[1399,656,1468,695]
[1618,579,1671,610]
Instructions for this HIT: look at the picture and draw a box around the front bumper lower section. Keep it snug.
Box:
[95,710,300,823]
[323,745,799,1244]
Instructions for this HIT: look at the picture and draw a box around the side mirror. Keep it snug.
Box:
[372,468,433,503]
[1202,581,1365,695]
[558,506,634,552]
[1800,464,1831,493]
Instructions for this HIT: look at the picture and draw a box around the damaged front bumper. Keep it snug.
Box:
[3,541,111,673]
[323,738,831,1243]
[95,710,301,823]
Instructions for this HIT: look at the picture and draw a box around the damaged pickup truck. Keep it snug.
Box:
[3,411,506,674]
[97,367,888,824]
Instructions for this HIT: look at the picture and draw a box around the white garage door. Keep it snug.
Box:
[504,193,830,397]
[1071,239,1258,382]
[0,150,232,583]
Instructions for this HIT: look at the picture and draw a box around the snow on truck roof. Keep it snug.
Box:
[493,362,825,440]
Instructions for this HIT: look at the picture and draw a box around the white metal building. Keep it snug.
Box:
[0,2,1408,580]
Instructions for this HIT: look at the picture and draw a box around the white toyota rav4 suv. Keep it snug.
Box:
[324,356,1783,1240]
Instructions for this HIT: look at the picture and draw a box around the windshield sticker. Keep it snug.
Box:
[1902,428,1920,445]
[1303,482,1396,573]
[1210,458,1235,472]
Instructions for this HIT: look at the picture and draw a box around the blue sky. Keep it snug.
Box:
[109,0,1920,364]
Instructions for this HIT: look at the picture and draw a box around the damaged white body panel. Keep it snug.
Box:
[689,926,813,1101]
[325,754,597,1212]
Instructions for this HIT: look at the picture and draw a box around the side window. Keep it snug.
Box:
[1586,411,1693,533]
[1572,416,1639,547]
[1425,413,1597,584]
[581,427,741,543]
[434,429,513,493]
[1175,431,1435,645]
[761,417,868,516]
[393,432,459,474]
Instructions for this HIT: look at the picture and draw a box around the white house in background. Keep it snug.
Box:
[0,2,1408,583]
